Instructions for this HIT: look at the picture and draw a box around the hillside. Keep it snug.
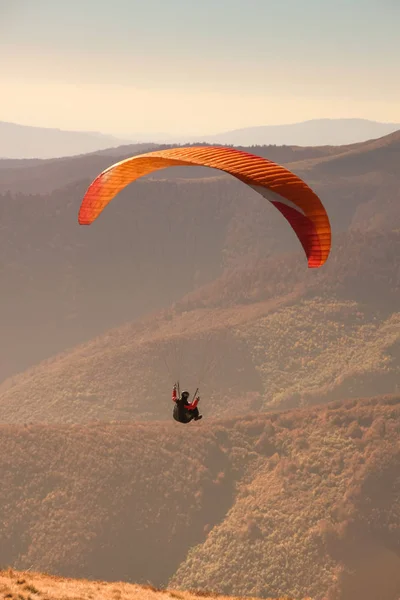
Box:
[1,225,398,424]
[0,121,129,159]
[1,130,399,387]
[171,396,400,600]
[288,130,400,176]
[0,176,256,383]
[0,396,398,600]
[0,571,298,600]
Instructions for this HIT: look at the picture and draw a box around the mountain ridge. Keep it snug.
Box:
[2,118,399,160]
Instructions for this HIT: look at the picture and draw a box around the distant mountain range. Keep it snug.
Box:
[1,118,399,159]
[0,120,129,159]
[201,118,400,147]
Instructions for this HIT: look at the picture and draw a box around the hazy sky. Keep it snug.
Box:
[1,0,399,136]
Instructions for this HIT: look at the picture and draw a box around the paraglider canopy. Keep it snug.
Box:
[78,146,331,268]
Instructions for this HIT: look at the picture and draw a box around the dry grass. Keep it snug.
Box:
[0,569,307,600]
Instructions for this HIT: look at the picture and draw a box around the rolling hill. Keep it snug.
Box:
[0,395,398,600]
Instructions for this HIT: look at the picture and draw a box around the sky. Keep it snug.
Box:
[1,0,399,136]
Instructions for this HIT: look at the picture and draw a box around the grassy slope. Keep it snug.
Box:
[0,295,398,424]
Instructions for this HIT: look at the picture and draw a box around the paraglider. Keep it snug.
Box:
[78,146,332,422]
[172,383,202,424]
[78,145,331,268]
